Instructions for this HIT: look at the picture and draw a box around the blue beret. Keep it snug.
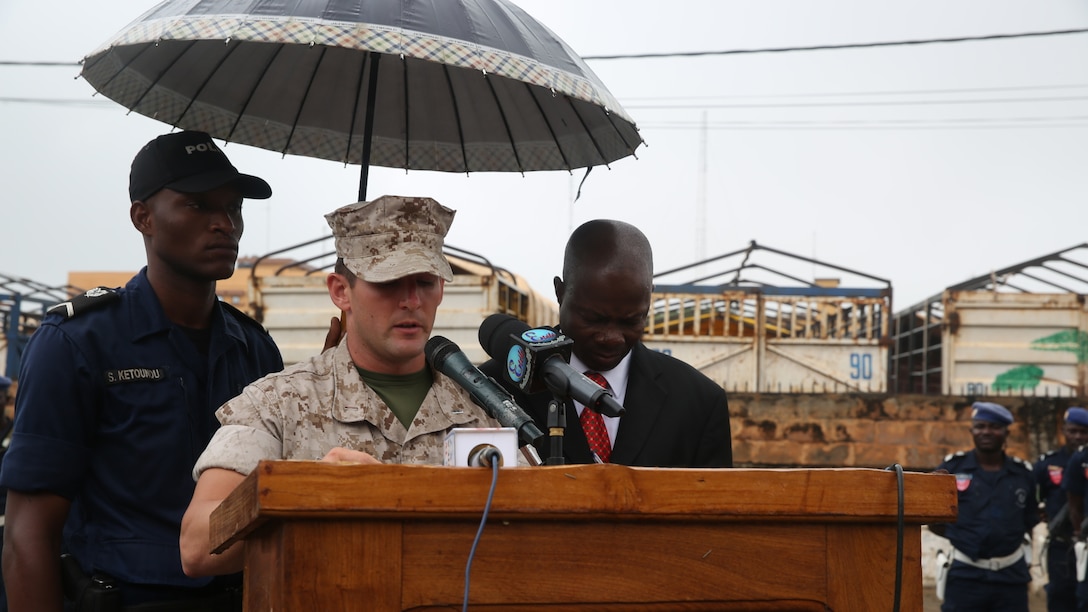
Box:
[0,375,10,390]
[971,401,1013,425]
[1066,407,1088,427]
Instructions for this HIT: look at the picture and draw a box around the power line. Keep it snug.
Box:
[621,83,1088,102]
[640,115,1088,131]
[646,123,1088,132]
[626,95,1088,111]
[0,60,80,67]
[583,28,1088,60]
[4,92,1086,122]
[3,27,1087,68]
[0,97,112,107]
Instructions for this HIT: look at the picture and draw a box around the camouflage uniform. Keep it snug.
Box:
[194,340,505,477]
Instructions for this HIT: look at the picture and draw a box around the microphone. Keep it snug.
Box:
[478,314,625,418]
[425,336,544,446]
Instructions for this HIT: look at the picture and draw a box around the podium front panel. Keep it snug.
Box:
[211,463,954,611]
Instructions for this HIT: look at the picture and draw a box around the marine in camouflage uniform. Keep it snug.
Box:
[180,195,523,579]
[194,339,502,473]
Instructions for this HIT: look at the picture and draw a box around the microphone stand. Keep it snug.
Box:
[545,394,566,465]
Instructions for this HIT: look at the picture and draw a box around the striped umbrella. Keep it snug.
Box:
[80,0,643,200]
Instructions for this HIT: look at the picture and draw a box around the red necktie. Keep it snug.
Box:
[581,371,612,463]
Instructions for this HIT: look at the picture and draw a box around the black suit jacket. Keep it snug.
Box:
[480,342,732,467]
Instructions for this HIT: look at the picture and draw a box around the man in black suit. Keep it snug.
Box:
[481,219,732,467]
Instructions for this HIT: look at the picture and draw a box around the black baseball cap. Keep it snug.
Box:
[129,130,272,202]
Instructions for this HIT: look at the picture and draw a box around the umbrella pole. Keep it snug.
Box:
[358,52,381,202]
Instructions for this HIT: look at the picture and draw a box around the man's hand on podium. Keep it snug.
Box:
[322,447,382,465]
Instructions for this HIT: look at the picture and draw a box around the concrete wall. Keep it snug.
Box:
[730,392,1075,470]
[732,392,1072,598]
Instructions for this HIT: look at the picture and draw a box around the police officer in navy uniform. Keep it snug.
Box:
[1061,427,1088,611]
[932,401,1039,612]
[1037,407,1088,612]
[0,131,284,612]
[0,374,12,612]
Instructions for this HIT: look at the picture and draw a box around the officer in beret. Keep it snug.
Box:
[1034,407,1088,612]
[931,401,1038,612]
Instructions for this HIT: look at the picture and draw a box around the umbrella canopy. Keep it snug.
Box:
[80,0,643,200]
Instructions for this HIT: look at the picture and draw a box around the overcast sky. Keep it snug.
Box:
[2,0,1086,309]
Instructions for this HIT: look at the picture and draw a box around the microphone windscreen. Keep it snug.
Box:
[425,335,457,370]
[478,314,529,361]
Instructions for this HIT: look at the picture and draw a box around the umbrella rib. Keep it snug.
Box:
[114,41,197,120]
[283,46,330,157]
[402,57,409,170]
[175,41,242,130]
[563,97,609,168]
[523,83,572,171]
[343,50,368,165]
[482,73,524,174]
[604,112,642,159]
[80,49,110,79]
[440,64,469,174]
[81,45,137,91]
[359,51,382,201]
[226,44,287,142]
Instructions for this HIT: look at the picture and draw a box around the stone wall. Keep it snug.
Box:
[730,393,1078,469]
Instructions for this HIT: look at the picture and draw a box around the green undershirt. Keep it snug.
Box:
[355,366,433,430]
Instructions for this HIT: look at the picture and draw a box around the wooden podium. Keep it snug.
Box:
[210,462,956,611]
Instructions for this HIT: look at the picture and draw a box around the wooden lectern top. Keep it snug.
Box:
[211,462,956,552]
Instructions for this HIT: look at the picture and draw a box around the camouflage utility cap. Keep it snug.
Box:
[325,195,455,283]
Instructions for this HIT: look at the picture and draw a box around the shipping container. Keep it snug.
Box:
[891,243,1088,396]
[647,241,892,393]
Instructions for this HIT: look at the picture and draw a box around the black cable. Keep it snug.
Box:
[4,28,1087,68]
[639,116,1088,131]
[0,60,81,66]
[884,463,905,612]
[583,28,1088,60]
[621,82,1088,102]
[463,448,501,612]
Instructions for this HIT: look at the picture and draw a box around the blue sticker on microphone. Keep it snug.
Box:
[521,328,556,344]
[506,345,528,384]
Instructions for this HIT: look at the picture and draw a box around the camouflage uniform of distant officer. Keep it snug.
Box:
[932,401,1038,612]
[1036,407,1088,612]
[180,195,520,578]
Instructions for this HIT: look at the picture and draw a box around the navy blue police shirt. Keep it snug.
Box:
[937,450,1038,583]
[1036,447,1075,529]
[1062,445,1088,513]
[0,269,283,588]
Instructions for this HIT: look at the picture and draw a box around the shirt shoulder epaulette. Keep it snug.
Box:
[220,301,273,337]
[943,450,966,463]
[1041,449,1059,459]
[1010,455,1032,471]
[45,287,120,320]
